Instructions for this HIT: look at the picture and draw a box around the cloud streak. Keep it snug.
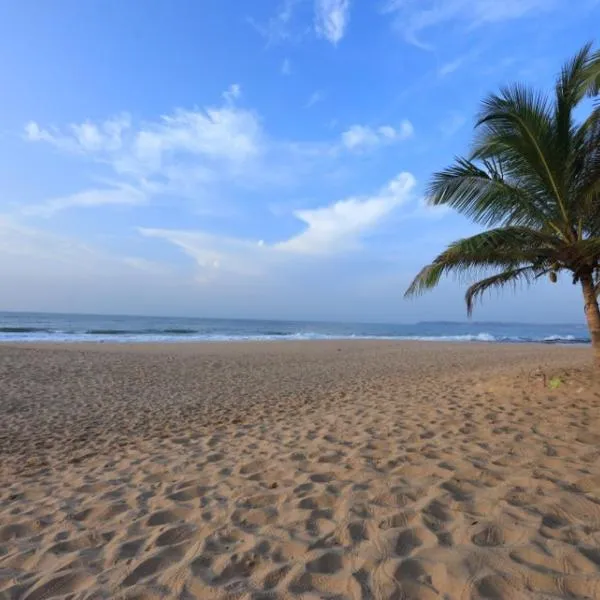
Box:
[0,216,162,272]
[250,0,351,46]
[277,172,415,254]
[25,115,131,156]
[22,185,146,217]
[24,90,267,212]
[140,172,416,283]
[248,0,303,45]
[315,0,351,44]
[438,57,465,77]
[24,88,415,221]
[341,121,414,151]
[382,0,557,47]
[306,90,325,108]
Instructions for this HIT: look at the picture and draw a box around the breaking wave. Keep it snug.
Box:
[0,328,589,344]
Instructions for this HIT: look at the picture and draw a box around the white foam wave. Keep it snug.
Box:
[0,330,589,344]
[542,335,577,342]
[0,331,498,343]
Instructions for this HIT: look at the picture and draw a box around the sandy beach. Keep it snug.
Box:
[1,341,600,599]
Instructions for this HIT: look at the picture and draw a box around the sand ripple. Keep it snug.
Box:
[1,341,600,599]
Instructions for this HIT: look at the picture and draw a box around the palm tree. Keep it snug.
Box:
[405,44,600,364]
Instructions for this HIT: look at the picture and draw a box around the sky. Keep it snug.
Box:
[0,0,598,323]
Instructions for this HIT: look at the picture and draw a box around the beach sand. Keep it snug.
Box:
[1,341,600,599]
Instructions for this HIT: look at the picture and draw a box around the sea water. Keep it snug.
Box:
[0,312,589,344]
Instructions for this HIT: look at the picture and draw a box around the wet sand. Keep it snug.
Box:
[1,341,600,599]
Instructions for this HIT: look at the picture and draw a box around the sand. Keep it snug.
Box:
[1,341,600,600]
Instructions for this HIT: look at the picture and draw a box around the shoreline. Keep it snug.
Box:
[0,336,592,347]
[2,341,599,598]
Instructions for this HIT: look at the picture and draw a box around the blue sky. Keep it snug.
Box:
[0,0,598,322]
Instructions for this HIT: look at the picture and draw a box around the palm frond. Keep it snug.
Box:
[554,43,595,179]
[555,43,596,126]
[472,84,568,227]
[427,158,553,228]
[584,47,600,98]
[404,227,558,298]
[575,107,600,190]
[465,267,544,316]
[572,106,600,234]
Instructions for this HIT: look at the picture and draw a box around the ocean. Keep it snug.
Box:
[0,312,589,344]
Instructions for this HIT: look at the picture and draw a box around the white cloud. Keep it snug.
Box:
[24,87,413,222]
[306,90,325,108]
[31,85,413,209]
[130,106,261,172]
[22,185,146,217]
[251,0,351,46]
[438,57,465,77]
[278,172,415,254]
[140,228,268,279]
[222,83,242,104]
[25,88,264,211]
[382,0,557,47]
[25,114,130,155]
[0,217,192,314]
[121,257,174,276]
[27,96,261,175]
[139,172,416,280]
[282,58,292,75]
[315,0,351,44]
[0,216,96,265]
[341,121,413,151]
[249,0,304,45]
[24,121,50,142]
[0,216,160,272]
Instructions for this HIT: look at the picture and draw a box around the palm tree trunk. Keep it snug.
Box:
[580,272,600,368]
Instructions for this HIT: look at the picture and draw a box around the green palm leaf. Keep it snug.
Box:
[472,85,568,228]
[465,267,545,316]
[427,158,553,228]
[404,227,558,298]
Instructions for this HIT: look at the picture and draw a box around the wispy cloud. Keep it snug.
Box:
[140,172,416,281]
[439,111,466,137]
[314,0,351,45]
[26,104,262,171]
[248,0,304,45]
[24,87,414,221]
[438,48,482,78]
[140,228,268,279]
[25,88,265,211]
[277,172,415,254]
[0,216,187,313]
[25,115,131,156]
[306,90,325,108]
[222,83,242,104]
[0,215,162,273]
[281,58,292,75]
[382,0,558,48]
[341,121,414,151]
[22,185,146,217]
[251,0,351,46]
[438,57,465,77]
